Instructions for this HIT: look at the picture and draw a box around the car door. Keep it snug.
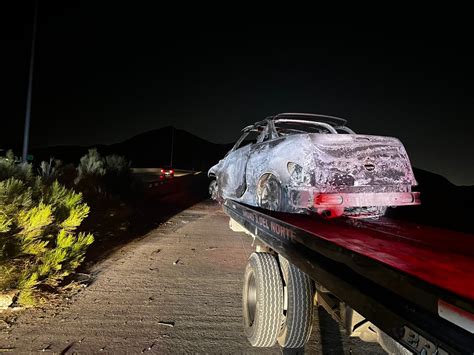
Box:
[217,129,261,199]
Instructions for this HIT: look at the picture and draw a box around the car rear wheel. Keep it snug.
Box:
[257,174,282,211]
[243,252,284,347]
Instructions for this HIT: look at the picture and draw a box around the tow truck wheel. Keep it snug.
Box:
[243,252,284,347]
[277,255,314,349]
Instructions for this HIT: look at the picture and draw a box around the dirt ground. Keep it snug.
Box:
[0,200,386,354]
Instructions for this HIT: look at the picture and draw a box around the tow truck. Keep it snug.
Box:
[222,199,474,354]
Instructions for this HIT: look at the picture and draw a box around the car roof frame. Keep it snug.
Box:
[269,112,348,126]
[274,119,338,134]
[242,113,349,132]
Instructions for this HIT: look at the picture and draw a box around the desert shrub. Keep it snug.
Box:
[104,155,133,197]
[57,163,78,187]
[77,149,106,178]
[104,155,130,174]
[75,149,106,194]
[0,153,94,306]
[38,158,62,183]
[75,149,133,199]
[0,150,32,182]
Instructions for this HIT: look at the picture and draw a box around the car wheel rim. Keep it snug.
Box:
[260,178,280,210]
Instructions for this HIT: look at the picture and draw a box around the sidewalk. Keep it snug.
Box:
[0,200,384,354]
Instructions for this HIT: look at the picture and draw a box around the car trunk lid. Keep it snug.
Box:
[308,133,417,192]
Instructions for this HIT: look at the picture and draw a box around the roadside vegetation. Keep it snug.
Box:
[0,149,133,307]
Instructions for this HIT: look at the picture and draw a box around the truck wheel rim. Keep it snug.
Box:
[247,272,257,326]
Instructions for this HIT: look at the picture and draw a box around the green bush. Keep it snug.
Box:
[0,150,33,182]
[0,152,94,306]
[75,149,133,199]
[76,149,106,180]
[74,149,106,195]
[38,158,62,183]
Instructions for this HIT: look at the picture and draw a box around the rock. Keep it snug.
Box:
[0,292,16,310]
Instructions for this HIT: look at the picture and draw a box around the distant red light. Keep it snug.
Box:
[161,169,164,173]
[170,170,174,174]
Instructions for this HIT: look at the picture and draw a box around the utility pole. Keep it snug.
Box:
[22,0,39,162]
[170,126,174,167]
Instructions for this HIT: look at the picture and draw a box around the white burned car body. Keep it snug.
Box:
[208,113,420,218]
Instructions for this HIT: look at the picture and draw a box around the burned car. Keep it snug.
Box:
[208,113,420,219]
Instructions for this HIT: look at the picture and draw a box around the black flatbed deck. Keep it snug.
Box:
[223,200,474,355]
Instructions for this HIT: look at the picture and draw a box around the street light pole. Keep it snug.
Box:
[170,126,174,167]
[22,0,39,162]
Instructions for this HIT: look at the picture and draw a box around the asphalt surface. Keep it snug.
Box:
[0,200,385,354]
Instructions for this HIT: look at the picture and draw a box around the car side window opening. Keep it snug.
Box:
[238,130,261,148]
[230,128,263,153]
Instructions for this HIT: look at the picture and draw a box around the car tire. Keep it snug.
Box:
[243,252,284,347]
[257,174,282,211]
[277,255,314,349]
[209,180,218,200]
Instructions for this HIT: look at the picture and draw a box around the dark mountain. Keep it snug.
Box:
[26,126,233,170]
[107,126,231,170]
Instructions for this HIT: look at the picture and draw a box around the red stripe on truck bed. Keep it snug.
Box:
[280,214,474,303]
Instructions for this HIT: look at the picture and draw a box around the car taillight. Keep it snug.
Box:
[170,170,174,174]
[161,169,164,173]
[314,193,344,206]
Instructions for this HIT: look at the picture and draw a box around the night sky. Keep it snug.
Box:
[2,3,473,185]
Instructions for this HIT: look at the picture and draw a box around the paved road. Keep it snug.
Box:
[131,168,193,182]
[0,200,385,354]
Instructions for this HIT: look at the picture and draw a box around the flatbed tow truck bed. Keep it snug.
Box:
[223,199,474,354]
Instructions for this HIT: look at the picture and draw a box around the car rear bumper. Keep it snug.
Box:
[313,191,420,208]
[288,188,420,211]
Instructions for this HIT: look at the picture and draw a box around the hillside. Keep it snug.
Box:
[28,126,232,170]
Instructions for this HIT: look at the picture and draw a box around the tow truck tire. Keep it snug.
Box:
[243,252,284,347]
[277,255,314,349]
